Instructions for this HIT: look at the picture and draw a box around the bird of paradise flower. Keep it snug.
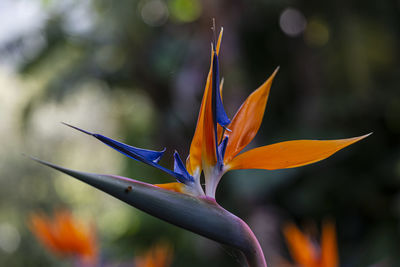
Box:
[30,211,174,267]
[32,24,369,267]
[30,211,98,266]
[134,242,173,267]
[283,221,338,267]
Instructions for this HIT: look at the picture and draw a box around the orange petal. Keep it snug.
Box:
[216,27,223,55]
[219,77,224,100]
[187,28,223,174]
[55,212,74,253]
[135,242,173,267]
[154,182,185,193]
[224,67,279,163]
[321,221,339,267]
[228,134,371,171]
[30,211,98,264]
[283,223,318,267]
[57,212,97,263]
[30,214,58,252]
[202,57,217,166]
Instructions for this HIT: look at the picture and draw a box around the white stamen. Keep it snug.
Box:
[204,165,225,198]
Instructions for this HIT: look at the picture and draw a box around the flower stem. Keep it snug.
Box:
[237,219,267,267]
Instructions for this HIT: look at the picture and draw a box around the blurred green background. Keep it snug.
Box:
[0,0,399,266]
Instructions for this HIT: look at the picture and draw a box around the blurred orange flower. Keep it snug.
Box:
[135,242,173,267]
[283,221,338,267]
[29,211,98,266]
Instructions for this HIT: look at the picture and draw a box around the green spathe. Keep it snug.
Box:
[32,158,267,267]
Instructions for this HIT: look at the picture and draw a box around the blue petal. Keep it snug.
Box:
[62,123,193,184]
[173,151,192,182]
[93,134,165,164]
[62,122,165,163]
[217,136,229,162]
[212,53,231,127]
[211,48,230,166]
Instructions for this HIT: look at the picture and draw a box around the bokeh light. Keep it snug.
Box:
[0,223,20,254]
[168,0,202,23]
[304,17,330,47]
[140,0,169,26]
[279,7,307,37]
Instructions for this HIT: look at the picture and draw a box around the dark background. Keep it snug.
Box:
[0,0,399,266]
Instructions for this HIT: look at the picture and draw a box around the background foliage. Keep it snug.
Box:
[0,0,399,266]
